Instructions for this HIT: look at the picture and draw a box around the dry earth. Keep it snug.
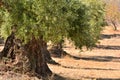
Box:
[48,26,120,80]
[0,26,120,80]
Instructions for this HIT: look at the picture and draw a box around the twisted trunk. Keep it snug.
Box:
[0,32,15,59]
[0,34,52,78]
[42,41,56,64]
[25,36,52,77]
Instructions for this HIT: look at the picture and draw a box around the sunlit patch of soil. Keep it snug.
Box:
[49,26,120,80]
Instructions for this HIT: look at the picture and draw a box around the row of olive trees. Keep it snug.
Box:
[0,0,105,79]
[105,0,120,30]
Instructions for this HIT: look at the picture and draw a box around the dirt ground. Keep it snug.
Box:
[48,26,120,80]
[0,26,120,80]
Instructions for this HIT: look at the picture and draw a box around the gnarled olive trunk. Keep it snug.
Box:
[25,36,52,77]
[41,40,56,64]
[0,32,15,59]
[0,34,52,78]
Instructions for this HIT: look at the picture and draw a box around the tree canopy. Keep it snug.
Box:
[67,0,105,49]
[0,0,105,49]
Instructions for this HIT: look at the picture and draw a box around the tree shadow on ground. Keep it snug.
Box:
[95,45,120,50]
[100,34,120,39]
[96,78,120,80]
[53,74,120,80]
[61,63,120,71]
[66,44,120,62]
[66,54,120,62]
[53,74,73,80]
[82,67,119,71]
[83,76,120,80]
[63,44,120,62]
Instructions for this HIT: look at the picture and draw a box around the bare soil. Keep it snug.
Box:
[0,26,120,80]
[49,26,120,80]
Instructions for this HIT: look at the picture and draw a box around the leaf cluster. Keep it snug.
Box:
[0,0,105,49]
[67,0,105,49]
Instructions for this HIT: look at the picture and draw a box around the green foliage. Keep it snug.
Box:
[0,7,12,38]
[0,0,105,49]
[67,0,105,49]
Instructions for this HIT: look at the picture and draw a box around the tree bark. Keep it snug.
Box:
[0,34,52,79]
[0,32,15,59]
[111,20,118,31]
[42,41,57,64]
[25,36,52,77]
[49,41,67,58]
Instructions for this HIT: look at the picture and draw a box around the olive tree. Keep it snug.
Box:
[105,0,120,30]
[0,0,105,78]
[50,0,105,57]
